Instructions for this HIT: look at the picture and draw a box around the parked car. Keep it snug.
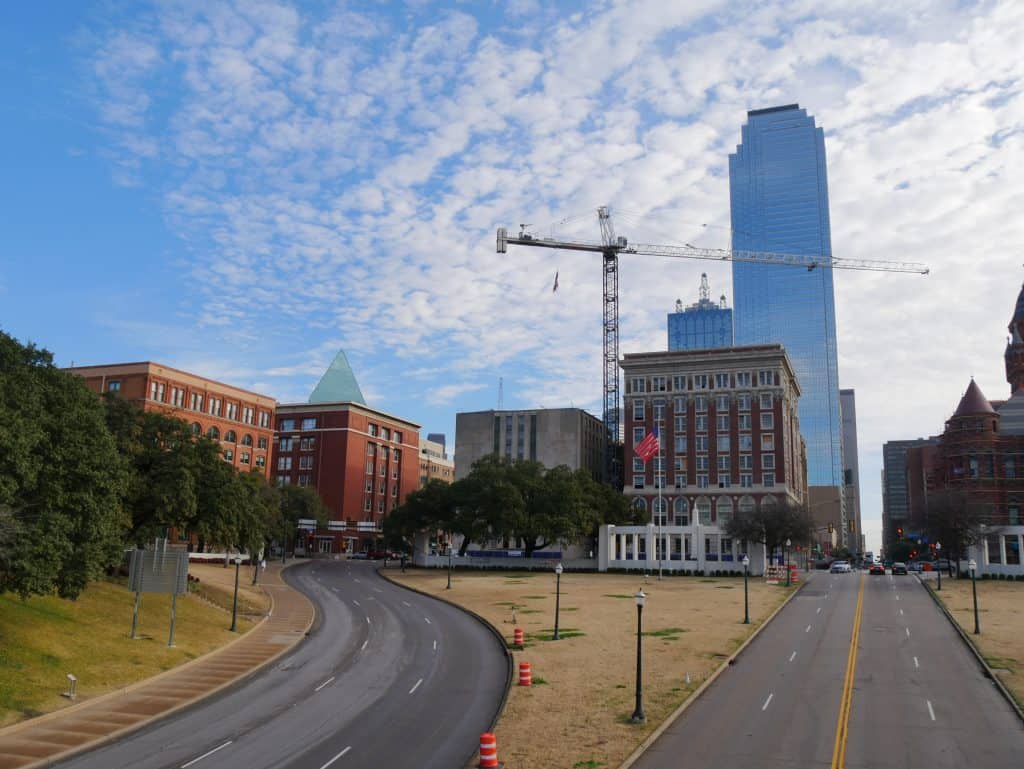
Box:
[814,559,833,570]
[830,560,851,573]
[935,559,952,571]
[869,563,886,575]
[892,562,908,575]
[907,561,924,573]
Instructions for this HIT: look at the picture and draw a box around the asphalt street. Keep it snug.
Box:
[52,561,508,769]
[633,570,1023,769]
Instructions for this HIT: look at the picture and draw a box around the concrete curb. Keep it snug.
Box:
[616,578,809,769]
[376,566,515,769]
[0,560,316,769]
[917,575,1024,726]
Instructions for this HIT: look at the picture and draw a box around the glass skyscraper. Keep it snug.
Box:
[667,273,733,351]
[729,104,842,487]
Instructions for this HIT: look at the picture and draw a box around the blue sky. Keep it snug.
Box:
[3,1,1024,554]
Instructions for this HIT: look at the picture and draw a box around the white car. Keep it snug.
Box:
[829,560,851,573]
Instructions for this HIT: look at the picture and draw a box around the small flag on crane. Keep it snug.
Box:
[552,270,559,293]
[635,427,660,462]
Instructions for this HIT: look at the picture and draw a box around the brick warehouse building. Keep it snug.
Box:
[899,284,1024,575]
[599,344,807,573]
[67,361,276,479]
[273,352,420,554]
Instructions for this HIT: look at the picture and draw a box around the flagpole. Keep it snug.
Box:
[657,421,663,581]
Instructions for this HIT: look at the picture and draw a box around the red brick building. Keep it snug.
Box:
[274,401,420,554]
[67,361,276,479]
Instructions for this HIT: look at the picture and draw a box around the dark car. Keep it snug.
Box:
[907,561,924,573]
[892,562,908,575]
[869,563,885,575]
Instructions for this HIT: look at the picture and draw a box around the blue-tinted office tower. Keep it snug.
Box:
[729,104,843,487]
[667,273,733,351]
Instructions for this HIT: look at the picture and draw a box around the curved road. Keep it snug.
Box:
[54,561,508,769]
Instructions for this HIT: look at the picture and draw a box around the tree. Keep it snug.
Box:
[449,456,521,555]
[923,489,991,575]
[384,479,454,552]
[725,498,814,563]
[0,331,129,598]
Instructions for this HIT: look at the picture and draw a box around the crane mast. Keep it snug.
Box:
[496,208,928,489]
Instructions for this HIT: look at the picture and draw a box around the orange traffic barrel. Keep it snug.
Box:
[479,732,498,768]
[518,661,532,686]
[513,627,524,648]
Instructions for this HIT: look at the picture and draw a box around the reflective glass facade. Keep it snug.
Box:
[729,104,842,486]
[667,305,732,351]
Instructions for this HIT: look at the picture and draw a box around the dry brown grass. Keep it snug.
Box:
[930,578,1024,708]
[390,568,793,769]
[0,567,265,727]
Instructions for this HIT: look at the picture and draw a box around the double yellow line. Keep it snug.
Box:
[830,575,865,769]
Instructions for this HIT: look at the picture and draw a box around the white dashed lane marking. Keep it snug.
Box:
[762,693,774,711]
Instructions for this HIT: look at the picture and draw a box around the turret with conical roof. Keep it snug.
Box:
[309,350,366,405]
[1005,283,1024,393]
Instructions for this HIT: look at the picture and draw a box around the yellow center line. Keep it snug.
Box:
[830,575,865,769]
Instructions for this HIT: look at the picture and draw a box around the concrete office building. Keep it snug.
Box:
[839,389,864,554]
[882,438,936,554]
[419,435,454,487]
[667,273,733,351]
[454,408,605,481]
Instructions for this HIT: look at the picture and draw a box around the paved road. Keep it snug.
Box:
[633,570,1023,769]
[54,561,508,769]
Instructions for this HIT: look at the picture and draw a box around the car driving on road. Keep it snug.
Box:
[830,560,851,573]
[892,562,908,575]
[869,563,885,575]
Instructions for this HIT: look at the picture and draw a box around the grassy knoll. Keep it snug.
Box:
[389,568,793,769]
[927,576,1024,707]
[0,567,265,727]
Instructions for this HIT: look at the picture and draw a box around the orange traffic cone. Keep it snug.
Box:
[513,627,524,648]
[518,661,532,686]
[479,732,499,768]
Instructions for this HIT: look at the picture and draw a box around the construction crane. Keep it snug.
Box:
[497,206,929,488]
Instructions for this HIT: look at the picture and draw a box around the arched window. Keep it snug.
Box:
[716,496,734,527]
[241,434,253,447]
[632,497,647,514]
[738,495,756,515]
[206,426,220,440]
[190,422,201,436]
[673,497,689,525]
[761,494,778,512]
[695,496,712,525]
[653,496,668,525]
[225,430,237,443]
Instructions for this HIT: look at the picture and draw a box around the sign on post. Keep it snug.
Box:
[127,540,189,646]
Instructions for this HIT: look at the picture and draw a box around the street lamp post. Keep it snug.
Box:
[446,543,453,590]
[742,554,750,624]
[229,554,242,632]
[936,542,942,591]
[630,589,646,724]
[785,538,792,587]
[553,563,564,640]
[969,558,980,634]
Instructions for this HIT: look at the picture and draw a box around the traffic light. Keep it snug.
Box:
[897,527,904,537]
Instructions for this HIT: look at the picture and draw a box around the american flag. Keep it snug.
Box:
[635,426,660,462]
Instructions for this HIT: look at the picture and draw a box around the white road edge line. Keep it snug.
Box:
[816,607,822,614]
[352,599,360,607]
[805,624,812,633]
[410,678,423,695]
[424,617,431,625]
[319,746,352,769]
[914,656,920,669]
[366,616,371,625]
[181,741,233,768]
[789,651,797,662]
[906,627,911,638]
[927,700,936,721]
[402,601,411,607]
[900,609,904,616]
[762,693,774,711]
[361,639,368,651]
[314,676,335,692]
[433,640,437,651]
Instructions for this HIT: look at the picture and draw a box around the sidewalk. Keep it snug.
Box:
[0,562,315,769]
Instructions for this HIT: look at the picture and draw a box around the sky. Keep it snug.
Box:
[2,0,1023,555]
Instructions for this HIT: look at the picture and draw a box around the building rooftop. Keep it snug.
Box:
[952,378,996,417]
[309,350,366,405]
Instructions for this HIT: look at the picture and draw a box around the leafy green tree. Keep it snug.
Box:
[384,479,454,552]
[0,331,129,598]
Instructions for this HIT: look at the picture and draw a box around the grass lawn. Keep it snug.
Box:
[0,565,266,728]
[389,568,793,769]
[928,577,1024,708]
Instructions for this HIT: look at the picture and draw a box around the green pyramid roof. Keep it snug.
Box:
[309,350,366,405]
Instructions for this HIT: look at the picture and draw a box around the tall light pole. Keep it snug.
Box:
[969,558,980,634]
[656,417,664,581]
[553,563,564,640]
[645,522,654,580]
[229,554,242,632]
[785,538,792,587]
[742,554,750,624]
[446,540,453,590]
[630,589,646,724]
[935,542,942,591]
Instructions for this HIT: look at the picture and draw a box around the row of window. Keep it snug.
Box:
[364,480,400,496]
[631,414,774,448]
[631,493,778,522]
[633,471,776,489]
[277,456,316,470]
[279,418,318,431]
[136,380,270,427]
[190,423,269,448]
[367,424,404,444]
[364,498,391,513]
[366,444,402,462]
[634,434,777,457]
[627,371,778,393]
[634,452,776,473]
[275,474,312,487]
[224,449,266,468]
[279,437,316,452]
[366,460,401,479]
[632,393,774,420]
